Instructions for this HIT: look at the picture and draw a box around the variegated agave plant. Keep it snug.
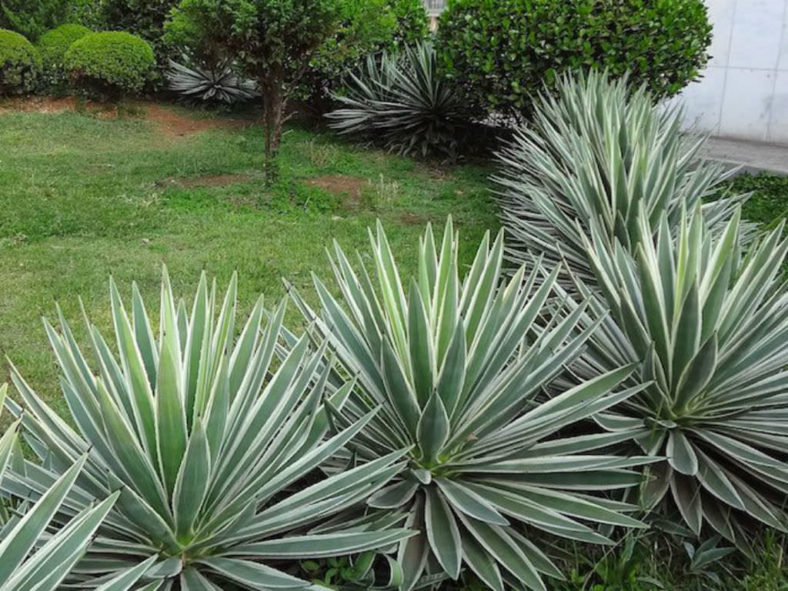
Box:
[0,384,118,590]
[167,55,260,104]
[3,272,413,589]
[288,219,652,591]
[326,42,466,160]
[576,207,788,548]
[495,70,747,284]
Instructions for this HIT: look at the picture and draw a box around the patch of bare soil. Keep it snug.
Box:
[399,212,430,225]
[143,104,253,138]
[161,173,255,188]
[306,175,370,209]
[0,96,79,114]
[0,97,256,138]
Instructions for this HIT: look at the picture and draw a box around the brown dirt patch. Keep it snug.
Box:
[162,173,255,188]
[0,97,256,138]
[306,175,370,209]
[399,212,430,225]
[143,104,253,138]
[0,96,79,114]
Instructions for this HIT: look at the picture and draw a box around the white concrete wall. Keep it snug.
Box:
[679,0,788,144]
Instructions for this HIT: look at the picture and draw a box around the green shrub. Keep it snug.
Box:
[437,0,712,121]
[39,23,90,66]
[64,30,155,98]
[387,0,428,49]
[38,23,90,88]
[4,271,413,588]
[99,0,178,58]
[288,218,649,590]
[0,28,40,94]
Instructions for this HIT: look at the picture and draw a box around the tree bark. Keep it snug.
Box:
[261,72,285,185]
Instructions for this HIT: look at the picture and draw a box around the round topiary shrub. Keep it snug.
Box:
[0,29,41,95]
[64,31,155,99]
[436,0,712,121]
[38,24,91,90]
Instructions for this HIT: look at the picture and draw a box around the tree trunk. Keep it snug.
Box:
[261,73,285,185]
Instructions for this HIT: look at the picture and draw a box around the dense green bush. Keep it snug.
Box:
[0,28,40,94]
[436,0,712,121]
[38,23,90,66]
[38,23,90,88]
[64,30,155,98]
[99,0,177,57]
[387,0,428,49]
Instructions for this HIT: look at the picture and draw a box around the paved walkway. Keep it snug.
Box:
[701,137,788,175]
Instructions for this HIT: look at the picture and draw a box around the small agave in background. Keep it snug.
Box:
[167,53,260,104]
[288,218,652,591]
[0,384,119,590]
[576,206,788,550]
[3,271,413,589]
[326,42,467,160]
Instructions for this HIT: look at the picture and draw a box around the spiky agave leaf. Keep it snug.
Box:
[327,42,466,160]
[287,218,652,591]
[495,70,748,284]
[0,384,119,590]
[167,54,260,104]
[3,271,413,589]
[577,206,788,549]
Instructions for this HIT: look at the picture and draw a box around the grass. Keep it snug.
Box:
[0,102,497,417]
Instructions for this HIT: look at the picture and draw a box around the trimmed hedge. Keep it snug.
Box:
[436,0,712,120]
[38,23,91,89]
[0,28,40,94]
[39,23,91,67]
[64,31,155,98]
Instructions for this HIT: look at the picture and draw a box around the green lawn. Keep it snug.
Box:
[0,103,497,415]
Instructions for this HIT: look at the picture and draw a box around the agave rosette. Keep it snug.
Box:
[577,206,788,547]
[495,71,746,283]
[3,271,413,589]
[288,219,652,591]
[327,42,465,159]
[166,54,260,104]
